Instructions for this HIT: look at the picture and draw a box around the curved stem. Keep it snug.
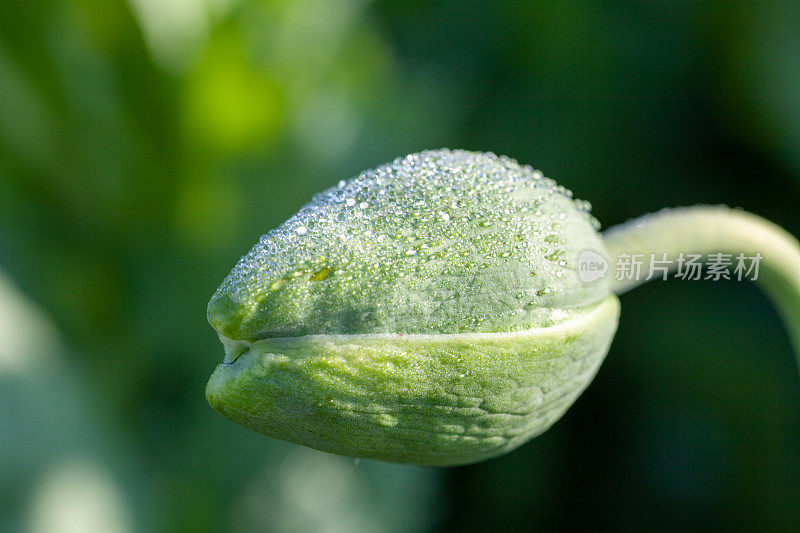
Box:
[602,205,800,363]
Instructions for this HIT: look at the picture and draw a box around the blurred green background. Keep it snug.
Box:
[1,0,800,531]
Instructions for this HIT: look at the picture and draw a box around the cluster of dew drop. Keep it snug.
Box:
[214,149,600,335]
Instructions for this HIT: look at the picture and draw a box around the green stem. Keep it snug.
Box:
[602,205,800,364]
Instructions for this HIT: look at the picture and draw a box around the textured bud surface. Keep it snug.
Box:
[207,149,619,465]
[207,297,618,465]
[208,149,610,340]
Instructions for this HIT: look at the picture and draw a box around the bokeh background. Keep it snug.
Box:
[2,0,800,531]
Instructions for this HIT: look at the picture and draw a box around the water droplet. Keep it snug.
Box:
[310,267,331,281]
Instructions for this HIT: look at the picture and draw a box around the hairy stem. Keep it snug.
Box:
[602,205,800,361]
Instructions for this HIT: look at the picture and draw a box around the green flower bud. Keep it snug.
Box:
[206,149,619,465]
